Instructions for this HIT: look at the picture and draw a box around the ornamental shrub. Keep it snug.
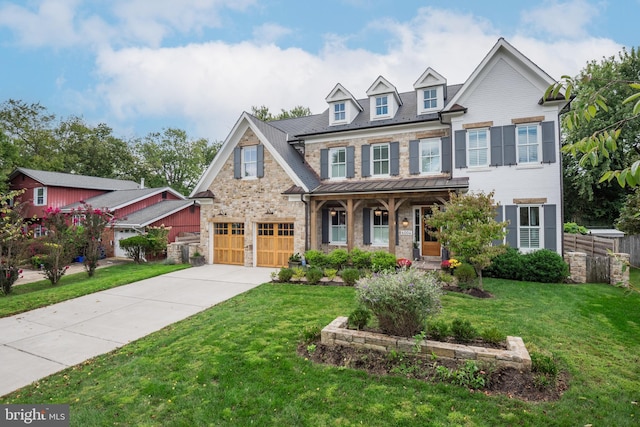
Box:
[348,306,371,330]
[349,248,372,270]
[340,268,360,286]
[327,249,349,270]
[278,267,293,282]
[521,249,569,283]
[304,250,328,268]
[119,235,150,263]
[451,318,477,342]
[305,267,323,285]
[453,263,477,288]
[371,250,396,272]
[428,318,450,341]
[484,247,524,280]
[356,268,443,337]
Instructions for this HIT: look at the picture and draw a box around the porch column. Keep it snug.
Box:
[347,198,354,251]
[387,197,396,255]
[310,199,317,249]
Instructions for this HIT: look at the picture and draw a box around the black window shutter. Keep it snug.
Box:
[320,149,329,179]
[321,209,330,244]
[541,121,556,163]
[544,204,557,251]
[454,130,466,168]
[390,141,400,176]
[503,125,516,165]
[361,145,371,177]
[409,139,420,174]
[257,145,264,178]
[441,136,452,173]
[493,205,504,246]
[505,205,518,248]
[346,146,355,178]
[490,126,503,166]
[363,208,371,245]
[233,147,241,179]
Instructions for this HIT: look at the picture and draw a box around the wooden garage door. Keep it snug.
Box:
[214,223,244,265]
[256,223,294,267]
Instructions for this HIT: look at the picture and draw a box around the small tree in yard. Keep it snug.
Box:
[427,191,507,289]
[40,207,75,285]
[73,203,115,277]
[0,190,29,294]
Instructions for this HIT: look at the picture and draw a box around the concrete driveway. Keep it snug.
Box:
[0,264,273,397]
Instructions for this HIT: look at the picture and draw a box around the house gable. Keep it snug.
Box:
[366,76,402,121]
[413,67,447,115]
[325,83,363,126]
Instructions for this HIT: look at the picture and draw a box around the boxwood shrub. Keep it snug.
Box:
[486,248,568,283]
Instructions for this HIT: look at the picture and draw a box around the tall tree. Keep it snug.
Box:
[251,105,312,121]
[134,128,220,195]
[551,49,640,225]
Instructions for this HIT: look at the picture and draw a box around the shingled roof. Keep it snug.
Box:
[11,167,139,191]
[61,187,184,211]
[115,200,196,227]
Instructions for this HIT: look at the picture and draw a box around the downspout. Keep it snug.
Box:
[301,193,309,251]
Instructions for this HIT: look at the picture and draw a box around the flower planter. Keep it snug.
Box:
[190,255,205,267]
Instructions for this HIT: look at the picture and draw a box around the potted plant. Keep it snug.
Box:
[190,251,205,267]
[412,241,421,261]
[288,252,302,268]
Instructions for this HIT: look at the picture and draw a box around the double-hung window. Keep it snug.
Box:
[467,129,489,167]
[517,124,540,164]
[519,206,541,250]
[372,143,390,176]
[334,103,345,121]
[372,210,389,245]
[242,146,257,178]
[375,96,388,116]
[34,187,47,206]
[330,210,347,244]
[329,147,346,179]
[420,138,440,173]
[423,89,437,109]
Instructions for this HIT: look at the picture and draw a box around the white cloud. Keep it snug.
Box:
[252,23,293,45]
[520,0,600,39]
[90,5,623,141]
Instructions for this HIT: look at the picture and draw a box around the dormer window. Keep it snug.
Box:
[423,89,437,110]
[375,96,389,116]
[334,103,346,122]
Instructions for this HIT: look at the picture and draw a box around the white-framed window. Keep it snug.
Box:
[519,206,541,250]
[423,88,437,110]
[329,147,346,179]
[372,209,389,245]
[33,224,44,238]
[420,138,440,173]
[467,129,489,168]
[375,96,388,116]
[517,124,540,164]
[242,146,257,178]
[330,209,347,244]
[334,103,346,122]
[372,143,390,176]
[33,187,47,206]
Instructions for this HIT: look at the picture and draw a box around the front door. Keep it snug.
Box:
[421,207,441,257]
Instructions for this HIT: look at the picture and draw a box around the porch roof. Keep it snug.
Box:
[308,176,469,196]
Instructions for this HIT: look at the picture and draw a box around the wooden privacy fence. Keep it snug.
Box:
[585,256,610,283]
[617,234,640,266]
[563,233,617,257]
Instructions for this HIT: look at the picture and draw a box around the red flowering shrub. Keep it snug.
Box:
[396,258,412,268]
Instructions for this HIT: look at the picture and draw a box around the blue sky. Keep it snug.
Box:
[0,0,635,142]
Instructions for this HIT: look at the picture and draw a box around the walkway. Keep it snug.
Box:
[0,264,273,397]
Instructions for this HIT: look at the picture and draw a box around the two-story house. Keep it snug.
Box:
[190,38,568,268]
[9,167,201,257]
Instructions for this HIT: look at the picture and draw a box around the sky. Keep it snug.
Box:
[0,0,636,142]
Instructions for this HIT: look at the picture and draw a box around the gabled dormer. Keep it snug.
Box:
[413,68,447,115]
[366,76,402,121]
[325,83,363,126]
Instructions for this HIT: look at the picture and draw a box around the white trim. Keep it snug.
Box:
[33,187,47,206]
[371,142,391,176]
[516,123,541,164]
[467,128,490,168]
[329,209,347,245]
[419,138,441,175]
[517,204,543,252]
[329,147,347,179]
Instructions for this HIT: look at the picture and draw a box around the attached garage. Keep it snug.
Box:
[256,223,294,267]
[213,223,245,265]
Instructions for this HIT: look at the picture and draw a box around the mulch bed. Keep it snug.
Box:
[298,341,568,402]
[442,285,494,298]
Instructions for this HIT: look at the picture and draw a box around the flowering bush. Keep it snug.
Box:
[441,258,461,272]
[396,258,412,268]
[0,265,22,295]
[356,268,443,337]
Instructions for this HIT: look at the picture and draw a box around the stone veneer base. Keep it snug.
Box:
[321,317,531,371]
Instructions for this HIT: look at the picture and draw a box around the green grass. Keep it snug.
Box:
[0,262,190,317]
[2,279,640,426]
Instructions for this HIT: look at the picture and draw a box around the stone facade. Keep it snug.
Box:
[200,129,306,266]
[609,253,630,287]
[564,251,587,283]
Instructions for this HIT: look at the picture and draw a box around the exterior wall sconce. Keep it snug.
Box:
[374,207,382,216]
[330,208,337,216]
[265,208,274,215]
[402,217,410,228]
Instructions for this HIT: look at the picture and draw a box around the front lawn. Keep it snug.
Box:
[0,262,190,317]
[2,279,639,426]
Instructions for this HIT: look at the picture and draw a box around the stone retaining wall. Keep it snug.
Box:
[321,317,531,370]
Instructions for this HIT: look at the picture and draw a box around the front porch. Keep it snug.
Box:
[306,176,469,261]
